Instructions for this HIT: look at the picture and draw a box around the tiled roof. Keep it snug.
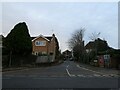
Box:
[85,41,94,49]
[31,36,53,41]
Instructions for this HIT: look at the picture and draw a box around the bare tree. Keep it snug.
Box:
[68,28,85,49]
[89,32,100,41]
[89,32,101,59]
[68,28,85,61]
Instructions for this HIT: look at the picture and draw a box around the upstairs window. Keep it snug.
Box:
[35,41,46,46]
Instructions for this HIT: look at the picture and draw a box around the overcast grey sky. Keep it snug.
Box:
[1,2,118,51]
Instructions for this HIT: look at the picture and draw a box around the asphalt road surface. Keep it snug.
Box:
[2,60,120,90]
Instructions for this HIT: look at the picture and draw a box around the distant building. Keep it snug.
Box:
[62,50,72,60]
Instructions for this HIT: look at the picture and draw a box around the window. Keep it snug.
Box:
[50,52,53,55]
[35,41,46,46]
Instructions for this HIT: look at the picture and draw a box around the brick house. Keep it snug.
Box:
[31,34,59,63]
[32,34,57,55]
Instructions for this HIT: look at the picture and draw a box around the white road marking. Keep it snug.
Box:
[66,65,105,77]
[71,74,76,77]
[66,65,76,77]
[102,75,109,77]
[87,75,94,77]
[77,74,106,77]
[76,65,119,77]
[77,74,86,77]
[109,74,120,77]
[66,68,76,77]
[93,74,102,77]
[77,65,105,75]
[66,65,69,68]
[66,68,71,77]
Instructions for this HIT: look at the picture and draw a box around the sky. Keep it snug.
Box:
[1,1,118,52]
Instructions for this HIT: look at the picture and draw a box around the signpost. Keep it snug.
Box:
[104,54,110,68]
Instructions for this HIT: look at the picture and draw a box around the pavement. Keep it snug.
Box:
[2,60,64,72]
[75,62,120,77]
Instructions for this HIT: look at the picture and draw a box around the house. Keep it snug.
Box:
[62,50,72,60]
[85,41,95,53]
[85,38,110,53]
[31,34,59,63]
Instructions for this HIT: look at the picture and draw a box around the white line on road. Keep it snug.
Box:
[93,74,102,77]
[76,65,119,77]
[66,68,76,77]
[66,65,69,68]
[66,65,76,77]
[77,74,86,77]
[66,68,71,77]
[76,65,104,75]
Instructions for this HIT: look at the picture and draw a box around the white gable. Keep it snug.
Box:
[32,34,50,42]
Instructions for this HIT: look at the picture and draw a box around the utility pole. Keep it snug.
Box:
[52,34,56,62]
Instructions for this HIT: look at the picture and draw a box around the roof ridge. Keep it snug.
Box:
[32,34,50,42]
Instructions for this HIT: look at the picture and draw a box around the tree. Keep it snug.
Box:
[95,38,109,52]
[68,28,85,49]
[88,32,101,57]
[68,28,85,62]
[89,32,101,41]
[4,22,32,55]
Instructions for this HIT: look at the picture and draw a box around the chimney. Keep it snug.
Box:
[52,34,55,37]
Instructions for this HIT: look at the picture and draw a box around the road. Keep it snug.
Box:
[2,60,120,90]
